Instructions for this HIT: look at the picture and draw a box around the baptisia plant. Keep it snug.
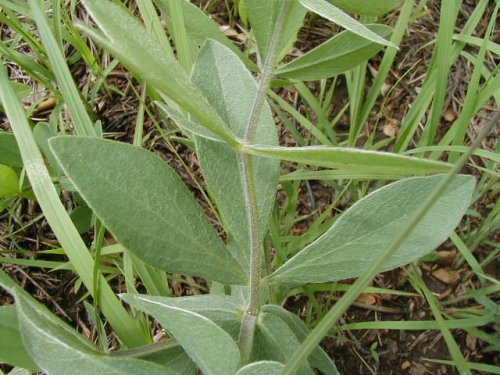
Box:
[0,0,486,374]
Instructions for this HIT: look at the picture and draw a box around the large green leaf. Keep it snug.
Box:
[49,137,246,285]
[245,0,307,61]
[252,312,314,375]
[0,306,38,370]
[268,175,475,285]
[299,0,396,47]
[121,294,241,375]
[241,144,452,175]
[192,40,279,269]
[121,294,243,338]
[141,342,197,375]
[0,132,22,168]
[329,0,401,17]
[276,25,392,81]
[261,305,338,375]
[236,361,284,374]
[13,290,170,374]
[78,0,237,146]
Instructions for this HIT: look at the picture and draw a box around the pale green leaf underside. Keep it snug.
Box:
[192,40,279,270]
[268,175,475,285]
[276,24,392,81]
[121,294,241,375]
[0,306,38,370]
[236,361,284,375]
[50,137,246,285]
[329,0,401,17]
[14,290,169,374]
[253,312,314,375]
[299,0,396,47]
[242,144,452,175]
[121,293,243,338]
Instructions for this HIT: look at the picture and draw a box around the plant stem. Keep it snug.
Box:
[238,0,292,363]
[282,110,500,374]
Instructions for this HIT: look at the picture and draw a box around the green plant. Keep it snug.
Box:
[0,0,497,374]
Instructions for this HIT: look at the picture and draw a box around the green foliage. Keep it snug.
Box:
[267,175,475,285]
[0,0,495,374]
[49,136,247,285]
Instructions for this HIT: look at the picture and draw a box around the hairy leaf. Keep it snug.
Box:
[276,25,392,81]
[79,0,237,146]
[236,361,284,374]
[50,137,246,284]
[329,0,401,17]
[192,40,279,269]
[14,290,169,374]
[299,0,396,47]
[242,144,452,175]
[121,294,243,338]
[245,0,307,61]
[268,175,475,285]
[0,306,38,370]
[122,294,241,375]
[261,305,338,374]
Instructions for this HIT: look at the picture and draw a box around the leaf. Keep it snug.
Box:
[192,40,279,269]
[0,132,22,168]
[0,164,20,198]
[140,339,197,375]
[241,144,452,175]
[49,137,246,285]
[299,0,396,47]
[276,25,392,81]
[245,0,307,61]
[13,290,169,374]
[0,306,38,370]
[252,312,314,375]
[121,294,243,338]
[121,294,241,375]
[329,0,401,17]
[261,305,338,375]
[268,175,475,285]
[236,361,285,375]
[78,0,237,146]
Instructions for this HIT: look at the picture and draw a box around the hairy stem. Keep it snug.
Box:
[238,0,292,363]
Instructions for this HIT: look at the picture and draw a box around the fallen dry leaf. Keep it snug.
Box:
[432,268,460,284]
[356,293,378,305]
[401,360,412,370]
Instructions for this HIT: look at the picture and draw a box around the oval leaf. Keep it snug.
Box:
[236,361,284,375]
[268,175,475,285]
[329,0,401,17]
[299,0,396,47]
[276,25,392,81]
[242,144,452,175]
[14,290,169,374]
[49,137,246,285]
[121,294,241,375]
[192,40,279,269]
